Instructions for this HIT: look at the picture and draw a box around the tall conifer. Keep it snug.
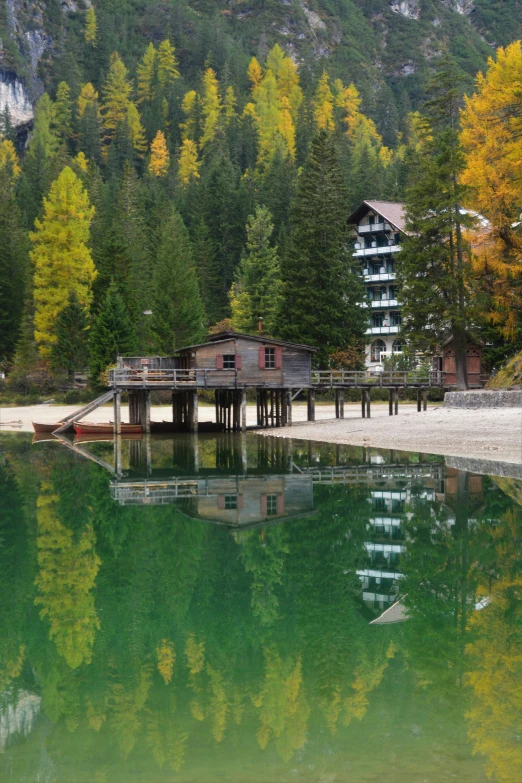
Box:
[277,130,365,365]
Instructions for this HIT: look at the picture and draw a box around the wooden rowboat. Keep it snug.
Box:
[73,421,143,435]
[33,422,64,433]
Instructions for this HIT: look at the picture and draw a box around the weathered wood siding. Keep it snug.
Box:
[179,337,312,387]
[282,349,311,386]
[194,475,314,526]
[117,356,179,369]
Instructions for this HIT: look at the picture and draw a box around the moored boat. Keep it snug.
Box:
[33,422,64,433]
[73,421,143,435]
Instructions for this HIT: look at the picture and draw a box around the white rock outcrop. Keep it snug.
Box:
[0,71,33,124]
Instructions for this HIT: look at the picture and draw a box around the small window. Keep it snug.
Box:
[390,312,402,327]
[223,354,236,369]
[372,312,384,328]
[266,494,278,516]
[224,495,238,510]
[264,347,276,369]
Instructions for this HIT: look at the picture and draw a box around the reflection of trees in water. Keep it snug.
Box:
[465,508,522,783]
[2,437,522,780]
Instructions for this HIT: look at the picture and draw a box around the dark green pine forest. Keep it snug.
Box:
[0,0,520,385]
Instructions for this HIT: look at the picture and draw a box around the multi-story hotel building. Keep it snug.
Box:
[348,200,406,368]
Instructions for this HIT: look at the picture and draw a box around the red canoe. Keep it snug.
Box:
[73,421,143,435]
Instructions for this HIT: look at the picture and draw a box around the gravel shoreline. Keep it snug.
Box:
[256,405,522,464]
[1,402,520,464]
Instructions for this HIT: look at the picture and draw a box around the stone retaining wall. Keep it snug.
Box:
[444,390,522,408]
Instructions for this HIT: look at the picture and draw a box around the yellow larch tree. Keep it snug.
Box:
[101,52,133,139]
[460,41,522,340]
[149,129,170,176]
[0,139,20,178]
[127,102,147,156]
[180,90,198,140]
[137,42,157,104]
[84,5,97,46]
[313,71,335,131]
[278,95,296,159]
[178,138,201,185]
[276,56,303,120]
[77,82,100,118]
[157,39,179,88]
[200,68,222,149]
[224,85,237,125]
[31,166,96,356]
[34,480,101,669]
[247,57,263,92]
[156,638,175,684]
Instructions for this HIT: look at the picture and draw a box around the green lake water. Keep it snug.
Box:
[0,432,521,783]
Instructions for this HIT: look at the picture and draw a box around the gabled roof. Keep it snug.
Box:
[347,200,407,233]
[175,331,317,354]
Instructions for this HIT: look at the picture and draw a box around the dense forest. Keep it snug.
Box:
[0,0,520,390]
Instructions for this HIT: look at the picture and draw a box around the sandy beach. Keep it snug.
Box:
[1,401,520,464]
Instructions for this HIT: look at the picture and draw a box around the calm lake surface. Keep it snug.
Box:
[1,432,521,783]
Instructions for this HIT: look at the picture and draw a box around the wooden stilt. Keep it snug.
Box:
[114,390,122,434]
[394,388,399,415]
[144,390,151,434]
[276,390,281,427]
[335,389,340,419]
[286,389,292,426]
[339,389,344,419]
[241,389,247,432]
[423,388,428,411]
[307,389,315,422]
[417,388,422,412]
[361,389,366,418]
[188,390,198,433]
[388,388,393,416]
[366,389,371,418]
[270,390,274,427]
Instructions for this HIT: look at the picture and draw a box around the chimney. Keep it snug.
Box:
[258,317,263,334]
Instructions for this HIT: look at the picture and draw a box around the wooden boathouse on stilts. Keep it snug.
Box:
[108,331,318,434]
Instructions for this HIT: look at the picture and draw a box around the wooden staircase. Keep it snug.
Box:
[53,389,116,434]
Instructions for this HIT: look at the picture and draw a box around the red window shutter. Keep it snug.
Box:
[217,495,225,509]
[275,347,283,369]
[238,494,244,509]
[260,494,267,516]
[216,354,223,369]
[235,354,242,370]
[259,347,266,369]
[276,494,284,515]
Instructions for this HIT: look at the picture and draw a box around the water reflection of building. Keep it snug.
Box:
[112,474,315,529]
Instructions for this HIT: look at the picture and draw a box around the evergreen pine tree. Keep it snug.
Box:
[397,58,479,389]
[229,206,281,335]
[8,298,39,393]
[150,209,206,353]
[0,155,27,361]
[50,291,89,379]
[277,130,366,366]
[88,283,137,387]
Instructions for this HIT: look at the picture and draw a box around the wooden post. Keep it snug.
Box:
[187,391,198,432]
[339,389,344,419]
[241,389,247,432]
[394,387,399,416]
[361,389,366,418]
[215,390,219,426]
[388,388,393,416]
[114,390,122,434]
[144,390,151,434]
[335,389,340,419]
[276,390,281,427]
[366,388,371,418]
[417,388,422,412]
[114,433,122,478]
[286,389,292,426]
[307,389,315,422]
[264,391,269,428]
[423,388,428,411]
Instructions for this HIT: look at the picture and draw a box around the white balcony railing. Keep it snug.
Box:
[354,245,400,257]
[365,325,401,335]
[363,272,396,282]
[357,222,385,234]
[369,299,399,308]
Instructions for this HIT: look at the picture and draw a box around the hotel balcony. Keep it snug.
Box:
[354,245,400,257]
[365,325,401,335]
[362,271,396,283]
[357,221,392,234]
[369,298,399,308]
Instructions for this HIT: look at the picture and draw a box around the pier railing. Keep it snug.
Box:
[310,369,443,387]
[109,366,444,388]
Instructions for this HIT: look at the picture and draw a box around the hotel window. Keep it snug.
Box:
[223,354,236,369]
[389,286,397,300]
[371,340,386,362]
[264,347,276,369]
[266,494,278,516]
[390,312,402,327]
[372,312,384,328]
[392,339,403,353]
